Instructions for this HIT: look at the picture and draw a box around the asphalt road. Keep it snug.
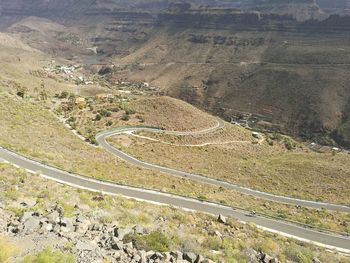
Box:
[95,123,350,213]
[0,147,349,252]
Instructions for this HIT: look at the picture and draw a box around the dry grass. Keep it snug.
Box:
[109,129,350,205]
[0,236,17,263]
[129,96,218,131]
[1,93,349,232]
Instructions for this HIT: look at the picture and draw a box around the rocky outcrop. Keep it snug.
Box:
[4,206,217,263]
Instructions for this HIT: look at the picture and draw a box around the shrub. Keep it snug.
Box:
[59,91,69,99]
[284,138,296,150]
[23,247,75,263]
[98,109,112,117]
[260,238,279,255]
[121,113,130,121]
[124,231,171,252]
[95,114,102,121]
[285,244,314,263]
[125,109,136,115]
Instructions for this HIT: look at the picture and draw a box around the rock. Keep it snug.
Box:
[19,198,37,208]
[76,240,97,251]
[257,252,280,263]
[20,212,33,223]
[146,251,155,259]
[113,227,131,240]
[244,248,258,262]
[123,242,134,255]
[111,238,124,250]
[89,224,102,232]
[264,254,274,263]
[23,217,40,232]
[138,250,147,263]
[313,258,322,263]
[152,252,164,260]
[183,252,198,263]
[195,255,205,263]
[217,214,227,224]
[47,210,60,224]
[40,221,53,233]
[76,214,86,223]
[98,66,113,75]
[60,218,74,233]
[133,254,141,262]
[171,251,183,260]
[133,225,145,235]
[75,219,91,234]
[53,204,65,216]
[214,231,222,238]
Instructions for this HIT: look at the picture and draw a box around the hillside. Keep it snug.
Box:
[0,15,350,261]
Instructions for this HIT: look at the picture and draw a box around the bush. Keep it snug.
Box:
[121,113,130,121]
[23,247,75,263]
[125,109,136,115]
[285,244,314,263]
[95,114,102,121]
[124,231,171,252]
[59,91,69,99]
[284,138,296,150]
[98,109,112,117]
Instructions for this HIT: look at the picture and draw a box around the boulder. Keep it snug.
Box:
[133,225,146,235]
[23,217,40,232]
[170,251,183,260]
[111,238,124,250]
[47,210,60,224]
[113,227,131,240]
[183,252,198,263]
[195,255,205,263]
[60,218,75,233]
[20,212,33,223]
[138,250,147,263]
[132,254,141,263]
[217,214,227,224]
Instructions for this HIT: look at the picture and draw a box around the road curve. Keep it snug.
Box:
[0,147,349,253]
[95,122,350,213]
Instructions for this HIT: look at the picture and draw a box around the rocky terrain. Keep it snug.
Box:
[2,204,218,263]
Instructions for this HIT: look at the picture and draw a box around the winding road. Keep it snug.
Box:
[0,119,349,253]
[96,121,350,213]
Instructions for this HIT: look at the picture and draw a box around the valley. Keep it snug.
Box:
[0,0,349,262]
